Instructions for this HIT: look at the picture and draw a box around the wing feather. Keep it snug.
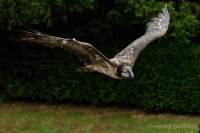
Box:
[13,30,110,65]
[112,5,170,66]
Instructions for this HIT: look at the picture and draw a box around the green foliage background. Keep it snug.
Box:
[0,0,200,113]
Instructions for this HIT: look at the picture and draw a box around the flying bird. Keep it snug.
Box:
[14,5,170,79]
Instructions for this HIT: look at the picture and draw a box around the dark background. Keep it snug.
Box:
[0,0,200,114]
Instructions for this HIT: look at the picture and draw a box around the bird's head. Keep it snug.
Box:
[118,65,134,79]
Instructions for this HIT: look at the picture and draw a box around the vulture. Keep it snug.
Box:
[14,5,170,79]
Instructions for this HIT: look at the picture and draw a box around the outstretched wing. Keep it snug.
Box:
[13,30,110,65]
[112,5,170,66]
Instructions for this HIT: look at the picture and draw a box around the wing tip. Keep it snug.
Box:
[164,4,168,9]
[164,4,170,18]
[146,4,170,33]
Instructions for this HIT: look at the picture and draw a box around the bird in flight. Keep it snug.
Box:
[15,5,170,79]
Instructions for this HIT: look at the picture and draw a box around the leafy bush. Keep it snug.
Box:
[0,0,200,114]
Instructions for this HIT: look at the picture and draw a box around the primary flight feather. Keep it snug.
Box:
[14,5,170,79]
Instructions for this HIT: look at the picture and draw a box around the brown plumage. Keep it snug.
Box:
[13,5,170,79]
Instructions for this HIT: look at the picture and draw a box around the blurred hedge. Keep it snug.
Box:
[0,0,200,113]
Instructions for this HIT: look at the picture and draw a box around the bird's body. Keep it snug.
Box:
[13,5,170,79]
